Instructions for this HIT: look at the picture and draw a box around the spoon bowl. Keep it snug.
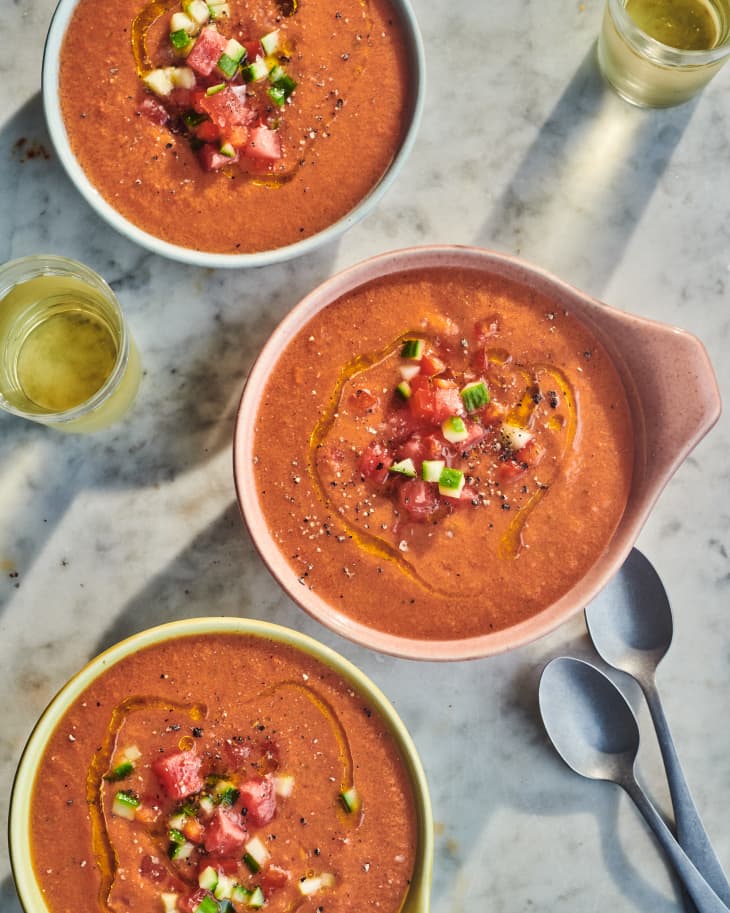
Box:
[539,655,640,784]
[585,548,673,681]
[539,656,730,913]
[585,549,730,906]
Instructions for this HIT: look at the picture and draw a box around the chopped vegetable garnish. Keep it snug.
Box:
[104,760,134,781]
[248,886,266,909]
[260,29,280,55]
[461,380,490,412]
[243,834,270,872]
[205,82,226,95]
[339,787,360,813]
[241,57,269,83]
[422,459,445,482]
[169,827,187,846]
[298,873,336,896]
[441,415,468,443]
[400,339,424,360]
[170,28,193,51]
[112,789,140,819]
[273,774,295,797]
[500,421,533,452]
[396,380,412,399]
[194,896,219,913]
[389,458,417,478]
[438,467,465,498]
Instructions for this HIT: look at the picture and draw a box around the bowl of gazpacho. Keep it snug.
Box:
[233,245,721,659]
[10,617,433,913]
[41,0,424,267]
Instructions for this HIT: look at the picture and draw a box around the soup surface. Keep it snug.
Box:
[57,0,411,254]
[30,634,417,913]
[252,267,634,640]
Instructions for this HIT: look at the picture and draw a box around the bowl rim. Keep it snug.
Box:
[40,0,426,268]
[9,616,434,913]
[233,243,721,660]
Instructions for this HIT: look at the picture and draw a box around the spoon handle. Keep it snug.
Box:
[644,682,730,906]
[624,774,730,913]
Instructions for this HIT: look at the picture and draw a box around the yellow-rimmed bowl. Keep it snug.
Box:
[9,617,433,913]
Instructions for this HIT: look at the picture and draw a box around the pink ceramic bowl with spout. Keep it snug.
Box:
[233,246,721,660]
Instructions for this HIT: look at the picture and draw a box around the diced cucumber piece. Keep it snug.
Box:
[104,760,134,781]
[399,364,420,381]
[194,896,218,913]
[171,11,195,33]
[339,787,360,813]
[248,886,265,909]
[143,68,175,97]
[112,790,140,820]
[231,885,251,903]
[298,873,336,896]
[441,415,468,443]
[198,865,218,892]
[214,873,236,901]
[500,421,533,452]
[389,458,416,478]
[199,795,215,816]
[400,339,424,360]
[438,467,465,498]
[244,835,270,872]
[396,380,412,399]
[168,828,186,846]
[171,67,196,89]
[241,57,269,83]
[161,893,179,913]
[224,38,246,61]
[184,0,211,27]
[460,380,490,412]
[170,28,193,52]
[422,459,445,482]
[169,840,195,861]
[274,774,294,797]
[217,53,239,78]
[205,82,226,95]
[208,0,230,19]
[260,29,280,56]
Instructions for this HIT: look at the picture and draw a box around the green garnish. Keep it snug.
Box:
[217,53,240,78]
[441,415,468,443]
[183,110,208,129]
[205,82,226,96]
[243,852,261,874]
[114,789,140,809]
[460,380,490,412]
[170,28,192,51]
[339,787,360,813]
[396,380,412,399]
[195,896,219,913]
[248,886,266,909]
[104,760,134,781]
[438,467,465,498]
[169,827,186,846]
[389,458,417,478]
[400,339,424,360]
[422,459,445,482]
[216,785,240,805]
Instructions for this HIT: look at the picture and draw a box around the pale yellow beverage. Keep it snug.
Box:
[597,0,730,106]
[0,257,141,432]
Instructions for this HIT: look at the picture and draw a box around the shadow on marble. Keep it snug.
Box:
[0,95,342,618]
[475,46,697,295]
[0,874,22,913]
[503,632,688,913]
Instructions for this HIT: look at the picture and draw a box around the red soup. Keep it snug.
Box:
[57,0,414,254]
[29,634,418,913]
[250,267,634,641]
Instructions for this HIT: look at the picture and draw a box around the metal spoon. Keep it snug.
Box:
[539,657,730,913]
[585,548,730,906]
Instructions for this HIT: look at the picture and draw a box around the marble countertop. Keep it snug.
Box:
[2,1,730,911]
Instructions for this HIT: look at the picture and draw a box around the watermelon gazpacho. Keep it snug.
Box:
[29,634,418,913]
[248,266,635,642]
[56,0,415,254]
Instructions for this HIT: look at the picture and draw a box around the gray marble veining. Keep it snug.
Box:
[2,2,730,912]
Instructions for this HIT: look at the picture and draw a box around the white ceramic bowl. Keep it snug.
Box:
[10,617,434,913]
[41,0,425,268]
[233,245,722,660]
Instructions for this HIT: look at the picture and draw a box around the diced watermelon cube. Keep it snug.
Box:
[203,807,247,856]
[199,86,250,129]
[244,125,281,161]
[187,27,229,77]
[152,749,204,799]
[238,775,276,826]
